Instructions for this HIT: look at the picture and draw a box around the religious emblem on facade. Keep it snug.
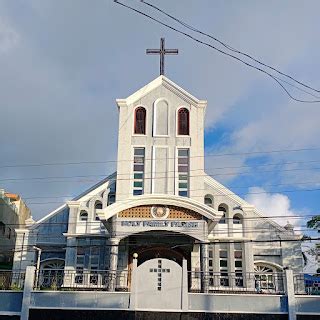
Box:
[151,206,170,219]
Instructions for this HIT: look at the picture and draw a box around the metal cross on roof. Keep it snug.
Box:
[146,38,178,76]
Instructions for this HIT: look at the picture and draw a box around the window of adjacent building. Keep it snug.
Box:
[178,149,189,197]
[218,205,227,224]
[219,243,229,286]
[134,107,146,135]
[133,148,145,195]
[177,108,189,135]
[234,243,243,287]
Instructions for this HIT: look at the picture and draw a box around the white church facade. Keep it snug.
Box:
[12,75,304,295]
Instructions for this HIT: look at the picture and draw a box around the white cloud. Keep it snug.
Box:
[0,19,19,53]
[245,187,304,229]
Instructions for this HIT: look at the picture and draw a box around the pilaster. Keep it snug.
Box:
[109,237,120,291]
[200,242,209,293]
[12,229,37,272]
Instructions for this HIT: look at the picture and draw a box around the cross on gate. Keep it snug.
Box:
[149,259,171,291]
[146,38,178,76]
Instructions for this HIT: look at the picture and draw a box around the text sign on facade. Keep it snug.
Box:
[120,220,199,228]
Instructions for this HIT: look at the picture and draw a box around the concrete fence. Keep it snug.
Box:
[0,266,319,320]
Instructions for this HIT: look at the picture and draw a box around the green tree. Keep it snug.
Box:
[307,216,320,230]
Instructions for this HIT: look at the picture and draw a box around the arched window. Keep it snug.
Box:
[254,263,281,291]
[218,204,227,224]
[94,201,102,221]
[154,99,168,135]
[79,210,88,221]
[233,214,243,224]
[178,108,189,135]
[204,194,213,207]
[134,107,146,134]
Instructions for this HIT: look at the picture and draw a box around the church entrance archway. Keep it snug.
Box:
[136,258,182,310]
[126,231,194,268]
[124,231,194,289]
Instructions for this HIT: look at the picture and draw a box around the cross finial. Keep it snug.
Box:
[146,38,178,76]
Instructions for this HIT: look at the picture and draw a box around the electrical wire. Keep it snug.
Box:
[114,0,320,103]
[0,147,319,169]
[2,163,320,182]
[141,0,320,96]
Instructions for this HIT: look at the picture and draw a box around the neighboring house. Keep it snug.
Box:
[0,189,31,269]
[12,76,304,294]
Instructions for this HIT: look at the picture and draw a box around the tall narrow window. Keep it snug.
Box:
[134,107,146,134]
[219,243,229,287]
[133,148,145,195]
[178,149,189,197]
[234,243,243,287]
[178,108,189,135]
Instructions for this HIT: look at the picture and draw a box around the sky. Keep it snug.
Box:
[0,0,319,261]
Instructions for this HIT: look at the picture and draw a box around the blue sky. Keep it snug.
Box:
[0,0,319,245]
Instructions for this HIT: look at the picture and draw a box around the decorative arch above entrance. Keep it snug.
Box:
[97,194,222,234]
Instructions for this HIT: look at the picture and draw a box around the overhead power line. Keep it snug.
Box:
[2,164,320,182]
[2,237,319,253]
[114,0,320,103]
[0,146,319,169]
[141,0,320,96]
[11,179,320,200]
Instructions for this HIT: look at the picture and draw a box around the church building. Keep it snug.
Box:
[12,70,304,296]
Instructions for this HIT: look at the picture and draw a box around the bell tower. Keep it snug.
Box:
[115,75,207,204]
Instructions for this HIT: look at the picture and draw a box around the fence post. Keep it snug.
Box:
[21,266,36,320]
[285,269,296,320]
[129,257,137,310]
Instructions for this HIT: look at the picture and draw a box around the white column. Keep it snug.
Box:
[66,201,79,234]
[285,269,297,320]
[241,205,255,289]
[201,242,209,293]
[63,237,77,287]
[243,242,255,289]
[21,266,36,320]
[228,242,235,287]
[109,237,120,291]
[64,202,80,287]
[213,242,220,287]
[129,257,138,310]
[190,243,201,291]
[181,259,188,311]
[12,229,37,273]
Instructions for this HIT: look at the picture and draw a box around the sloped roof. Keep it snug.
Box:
[116,75,207,107]
[30,172,116,229]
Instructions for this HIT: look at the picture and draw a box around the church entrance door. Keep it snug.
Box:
[136,258,182,310]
